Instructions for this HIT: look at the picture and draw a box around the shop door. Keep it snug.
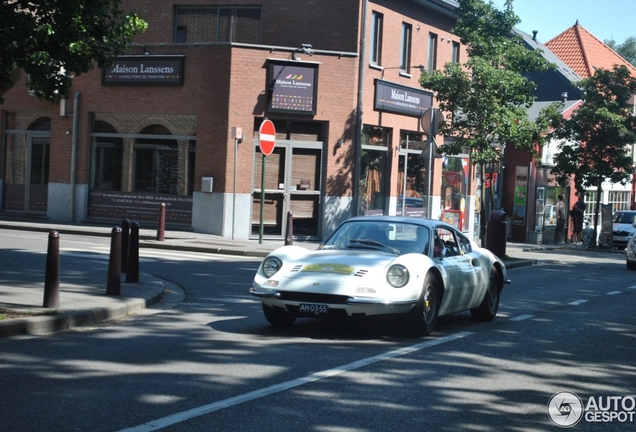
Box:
[252,140,322,239]
[2,135,49,213]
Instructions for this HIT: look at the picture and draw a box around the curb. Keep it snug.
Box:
[0,279,165,338]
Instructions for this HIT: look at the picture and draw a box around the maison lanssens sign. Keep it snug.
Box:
[103,56,184,86]
[374,79,433,117]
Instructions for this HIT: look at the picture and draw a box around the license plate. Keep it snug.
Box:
[614,236,625,241]
[299,303,328,314]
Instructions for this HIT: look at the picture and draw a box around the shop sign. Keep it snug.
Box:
[103,56,184,86]
[374,79,433,117]
[267,60,318,115]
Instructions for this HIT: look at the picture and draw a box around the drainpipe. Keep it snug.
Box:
[70,91,80,222]
[353,0,368,217]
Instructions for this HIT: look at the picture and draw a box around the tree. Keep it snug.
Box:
[549,65,636,247]
[605,37,636,67]
[419,0,557,246]
[0,0,147,103]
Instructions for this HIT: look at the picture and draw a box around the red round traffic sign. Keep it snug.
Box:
[258,119,276,156]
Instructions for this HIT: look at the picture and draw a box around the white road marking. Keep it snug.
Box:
[118,331,474,432]
[606,291,621,296]
[509,314,533,321]
[569,299,589,305]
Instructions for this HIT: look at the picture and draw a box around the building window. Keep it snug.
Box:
[427,33,438,72]
[370,12,383,66]
[360,125,390,215]
[451,41,460,64]
[609,191,630,212]
[174,6,261,43]
[400,23,412,73]
[396,131,427,216]
[91,121,122,191]
[134,126,180,194]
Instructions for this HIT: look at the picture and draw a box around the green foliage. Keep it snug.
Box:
[419,0,556,166]
[0,0,147,103]
[550,65,636,192]
[605,37,636,67]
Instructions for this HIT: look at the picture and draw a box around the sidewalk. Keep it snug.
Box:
[0,219,561,338]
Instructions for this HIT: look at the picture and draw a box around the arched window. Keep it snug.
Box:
[134,125,179,194]
[91,121,123,191]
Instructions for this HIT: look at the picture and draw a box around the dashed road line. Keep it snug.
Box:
[118,331,474,432]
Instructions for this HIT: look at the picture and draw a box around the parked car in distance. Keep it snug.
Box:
[250,216,510,337]
[613,210,636,250]
[624,221,636,270]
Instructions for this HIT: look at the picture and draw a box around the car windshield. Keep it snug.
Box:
[321,221,429,255]
[614,212,636,224]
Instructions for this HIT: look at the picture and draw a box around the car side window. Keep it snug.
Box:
[435,227,460,257]
[457,231,472,255]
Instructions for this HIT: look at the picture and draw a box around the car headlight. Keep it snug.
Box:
[262,257,282,278]
[387,264,409,288]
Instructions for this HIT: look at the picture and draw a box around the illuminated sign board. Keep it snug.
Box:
[103,56,184,86]
[374,79,433,117]
[267,60,318,115]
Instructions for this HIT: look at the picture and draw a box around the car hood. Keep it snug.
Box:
[268,246,403,277]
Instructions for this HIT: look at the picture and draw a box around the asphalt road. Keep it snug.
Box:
[0,234,634,431]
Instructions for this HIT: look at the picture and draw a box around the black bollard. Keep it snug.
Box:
[285,211,293,245]
[106,227,122,296]
[157,203,165,241]
[121,219,130,273]
[126,222,140,283]
[43,230,60,308]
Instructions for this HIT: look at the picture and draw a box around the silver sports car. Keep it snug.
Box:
[250,216,510,336]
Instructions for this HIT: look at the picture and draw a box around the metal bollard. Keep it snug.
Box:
[157,203,165,241]
[285,211,293,245]
[121,219,130,273]
[43,230,60,308]
[106,227,122,296]
[126,222,140,283]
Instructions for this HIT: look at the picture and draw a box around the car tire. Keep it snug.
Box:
[627,259,636,271]
[406,273,440,337]
[470,268,500,321]
[262,304,296,326]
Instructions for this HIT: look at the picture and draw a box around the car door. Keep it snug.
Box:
[433,226,475,312]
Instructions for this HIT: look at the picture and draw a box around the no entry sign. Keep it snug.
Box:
[258,119,276,156]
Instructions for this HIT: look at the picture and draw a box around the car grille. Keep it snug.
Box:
[614,230,631,236]
[278,291,351,304]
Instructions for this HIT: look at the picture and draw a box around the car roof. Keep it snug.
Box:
[345,215,455,230]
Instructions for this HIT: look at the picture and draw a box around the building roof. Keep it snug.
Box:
[514,28,584,102]
[545,21,636,79]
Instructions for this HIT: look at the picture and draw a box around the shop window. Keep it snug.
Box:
[542,186,568,227]
[397,131,428,216]
[174,6,261,43]
[360,125,389,215]
[91,121,122,191]
[441,157,469,230]
[134,125,179,194]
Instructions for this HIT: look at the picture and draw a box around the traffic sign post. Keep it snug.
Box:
[421,108,446,219]
[258,119,276,244]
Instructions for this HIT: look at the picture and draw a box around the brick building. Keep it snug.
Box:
[0,0,474,240]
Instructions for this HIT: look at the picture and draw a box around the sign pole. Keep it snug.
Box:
[259,153,266,244]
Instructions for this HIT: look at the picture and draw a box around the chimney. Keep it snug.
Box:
[532,30,538,41]
[561,92,568,103]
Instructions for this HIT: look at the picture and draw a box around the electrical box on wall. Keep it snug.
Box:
[202,177,213,193]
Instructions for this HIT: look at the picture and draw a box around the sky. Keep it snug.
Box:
[490,0,636,44]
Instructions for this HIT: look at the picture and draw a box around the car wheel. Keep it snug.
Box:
[470,268,500,321]
[627,259,636,271]
[262,304,297,326]
[406,273,440,337]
